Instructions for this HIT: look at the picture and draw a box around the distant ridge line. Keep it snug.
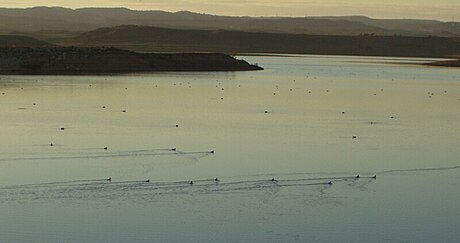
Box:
[1,7,459,37]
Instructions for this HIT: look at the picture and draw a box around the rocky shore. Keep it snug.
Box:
[0,47,262,74]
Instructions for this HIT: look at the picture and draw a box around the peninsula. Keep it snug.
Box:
[0,47,262,75]
[426,59,460,68]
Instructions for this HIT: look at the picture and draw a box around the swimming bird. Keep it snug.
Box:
[171,148,177,151]
[145,180,150,183]
[210,150,215,154]
[271,178,278,182]
[214,178,220,182]
[107,177,111,182]
[372,175,377,179]
[190,181,194,185]
[328,181,333,185]
[104,147,108,150]
[356,175,360,179]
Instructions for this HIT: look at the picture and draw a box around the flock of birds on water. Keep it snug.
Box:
[100,174,377,186]
[0,64,459,200]
[1,71,458,145]
[0,174,379,201]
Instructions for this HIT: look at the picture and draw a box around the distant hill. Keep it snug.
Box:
[313,16,460,37]
[61,25,460,58]
[1,7,460,38]
[0,35,54,47]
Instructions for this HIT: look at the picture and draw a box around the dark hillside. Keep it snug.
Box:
[63,26,460,58]
[0,35,54,47]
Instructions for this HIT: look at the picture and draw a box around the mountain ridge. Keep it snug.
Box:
[1,7,459,37]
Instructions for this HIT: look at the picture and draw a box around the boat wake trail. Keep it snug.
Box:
[0,148,214,162]
[378,165,460,174]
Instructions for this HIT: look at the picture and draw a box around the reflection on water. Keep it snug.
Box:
[0,55,460,242]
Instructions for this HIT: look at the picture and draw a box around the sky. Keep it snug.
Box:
[0,0,459,21]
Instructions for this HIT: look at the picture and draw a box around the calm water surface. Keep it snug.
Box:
[0,55,459,242]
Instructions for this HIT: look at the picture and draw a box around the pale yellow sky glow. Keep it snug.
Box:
[0,0,459,20]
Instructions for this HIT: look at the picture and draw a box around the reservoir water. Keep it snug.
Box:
[0,55,459,242]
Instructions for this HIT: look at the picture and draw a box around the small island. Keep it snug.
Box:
[0,47,263,75]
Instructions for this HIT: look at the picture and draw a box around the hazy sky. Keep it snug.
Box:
[1,0,459,20]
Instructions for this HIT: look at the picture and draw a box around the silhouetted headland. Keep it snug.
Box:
[0,47,263,75]
[426,59,460,68]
